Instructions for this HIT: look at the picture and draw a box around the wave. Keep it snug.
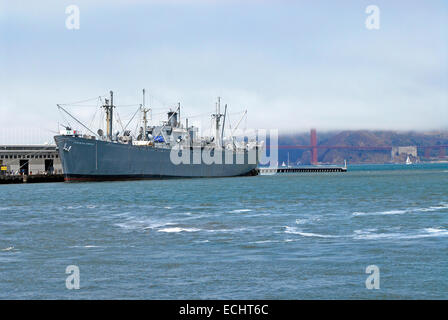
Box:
[424,227,448,235]
[115,215,252,234]
[353,227,448,240]
[353,203,448,216]
[157,227,201,233]
[251,240,280,244]
[353,209,407,216]
[1,246,14,251]
[295,217,321,225]
[66,205,84,210]
[284,226,338,238]
[415,204,448,212]
[70,245,101,248]
[204,227,251,233]
[282,226,448,241]
[245,213,271,217]
[251,239,298,244]
[115,220,176,231]
[230,209,252,213]
[292,232,337,238]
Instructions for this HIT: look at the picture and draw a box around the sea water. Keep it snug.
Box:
[0,163,447,299]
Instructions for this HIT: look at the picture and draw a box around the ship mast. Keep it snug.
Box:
[221,104,227,147]
[212,97,224,148]
[141,89,151,141]
[102,91,115,140]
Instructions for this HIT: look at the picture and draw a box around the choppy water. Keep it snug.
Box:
[1,164,447,299]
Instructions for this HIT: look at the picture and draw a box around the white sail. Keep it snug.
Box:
[406,156,412,165]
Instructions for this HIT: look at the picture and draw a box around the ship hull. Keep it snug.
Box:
[54,135,259,181]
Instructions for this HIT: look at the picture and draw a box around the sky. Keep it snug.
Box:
[0,0,447,144]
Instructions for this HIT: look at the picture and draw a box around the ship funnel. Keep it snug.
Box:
[167,111,178,127]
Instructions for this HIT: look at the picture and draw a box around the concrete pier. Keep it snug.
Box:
[0,174,64,184]
[1,167,347,184]
[258,166,347,174]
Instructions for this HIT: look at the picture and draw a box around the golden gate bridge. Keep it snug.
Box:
[270,129,448,165]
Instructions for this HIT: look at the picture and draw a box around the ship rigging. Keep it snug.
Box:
[57,90,252,152]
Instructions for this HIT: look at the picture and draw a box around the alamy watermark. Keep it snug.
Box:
[365,265,380,289]
[66,265,80,290]
[65,5,80,30]
[169,128,278,171]
[365,5,380,30]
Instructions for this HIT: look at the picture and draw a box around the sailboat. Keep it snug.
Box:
[406,156,412,165]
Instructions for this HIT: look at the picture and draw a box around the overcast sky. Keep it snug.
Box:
[0,0,447,144]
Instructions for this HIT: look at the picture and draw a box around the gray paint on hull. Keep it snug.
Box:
[54,135,258,180]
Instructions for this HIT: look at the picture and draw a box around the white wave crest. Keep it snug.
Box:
[115,219,176,231]
[230,209,252,213]
[353,209,407,216]
[295,217,321,224]
[157,227,201,233]
[252,240,279,244]
[353,227,448,240]
[353,203,448,216]
[284,226,338,238]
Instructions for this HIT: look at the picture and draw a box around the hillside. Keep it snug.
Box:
[277,131,448,165]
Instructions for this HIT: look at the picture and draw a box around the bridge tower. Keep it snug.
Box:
[311,128,318,165]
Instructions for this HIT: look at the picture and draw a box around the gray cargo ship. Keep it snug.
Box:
[54,91,260,181]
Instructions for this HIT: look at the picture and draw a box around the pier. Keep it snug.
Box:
[258,166,347,174]
[0,168,348,184]
[0,174,64,184]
